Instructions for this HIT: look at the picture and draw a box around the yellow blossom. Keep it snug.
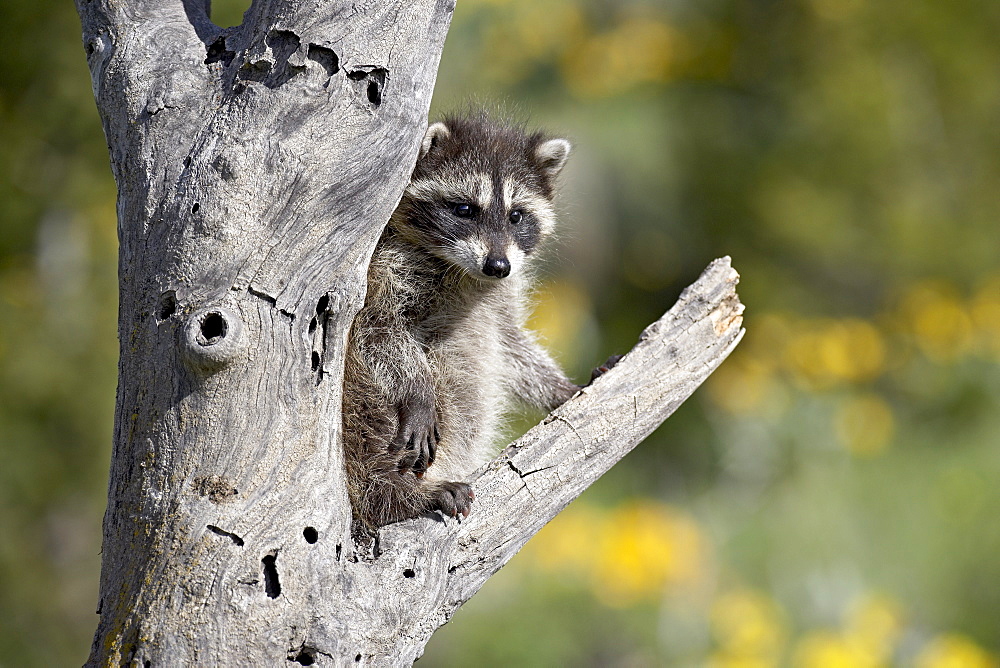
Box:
[527,501,708,607]
[792,630,881,668]
[710,589,787,660]
[592,502,707,607]
[845,594,903,662]
[785,318,886,389]
[916,634,999,668]
[900,281,975,362]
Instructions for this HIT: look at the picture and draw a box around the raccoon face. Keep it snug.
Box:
[391,116,571,281]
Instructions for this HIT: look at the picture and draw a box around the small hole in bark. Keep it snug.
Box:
[316,294,329,315]
[292,650,316,665]
[308,317,317,334]
[403,568,415,578]
[200,312,227,343]
[307,45,339,77]
[336,543,342,560]
[205,36,236,65]
[191,202,200,214]
[367,80,382,106]
[303,527,318,543]
[144,661,151,668]
[86,42,94,55]
[355,655,362,663]
[263,553,281,598]
[311,351,320,371]
[184,156,191,168]
[157,291,177,320]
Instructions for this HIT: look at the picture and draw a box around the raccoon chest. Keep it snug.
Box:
[425,305,507,472]
[426,305,505,385]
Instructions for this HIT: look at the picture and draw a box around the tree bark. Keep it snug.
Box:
[77,1,744,665]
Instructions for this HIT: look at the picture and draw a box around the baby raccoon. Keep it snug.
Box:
[342,114,579,531]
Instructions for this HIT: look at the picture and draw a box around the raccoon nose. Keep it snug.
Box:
[483,256,511,278]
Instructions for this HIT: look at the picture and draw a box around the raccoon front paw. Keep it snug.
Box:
[430,482,475,519]
[392,401,440,476]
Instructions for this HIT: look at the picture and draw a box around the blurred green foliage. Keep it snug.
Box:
[0,0,119,662]
[1,0,998,665]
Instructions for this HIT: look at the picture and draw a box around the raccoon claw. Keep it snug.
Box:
[414,426,440,477]
[431,482,475,519]
[589,354,624,384]
[393,402,440,475]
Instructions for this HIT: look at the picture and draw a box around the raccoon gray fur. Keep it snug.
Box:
[342,114,579,531]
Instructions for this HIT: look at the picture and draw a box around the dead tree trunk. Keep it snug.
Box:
[77,1,744,665]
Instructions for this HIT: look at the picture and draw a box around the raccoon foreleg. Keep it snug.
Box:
[358,324,440,475]
[501,324,580,412]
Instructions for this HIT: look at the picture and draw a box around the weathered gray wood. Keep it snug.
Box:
[77,0,744,665]
[79,0,456,664]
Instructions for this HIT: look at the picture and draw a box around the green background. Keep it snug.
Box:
[1,0,998,665]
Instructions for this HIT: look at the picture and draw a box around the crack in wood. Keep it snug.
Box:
[551,413,589,456]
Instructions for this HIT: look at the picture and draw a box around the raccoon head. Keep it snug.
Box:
[390,114,571,281]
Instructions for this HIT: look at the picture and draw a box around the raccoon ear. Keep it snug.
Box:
[534,138,571,178]
[420,122,451,158]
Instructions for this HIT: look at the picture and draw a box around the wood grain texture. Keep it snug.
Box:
[77,0,744,664]
[78,0,456,664]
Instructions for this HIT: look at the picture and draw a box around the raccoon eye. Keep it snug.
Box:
[452,203,474,218]
[508,210,523,225]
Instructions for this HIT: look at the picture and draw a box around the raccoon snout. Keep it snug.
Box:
[482,256,511,278]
